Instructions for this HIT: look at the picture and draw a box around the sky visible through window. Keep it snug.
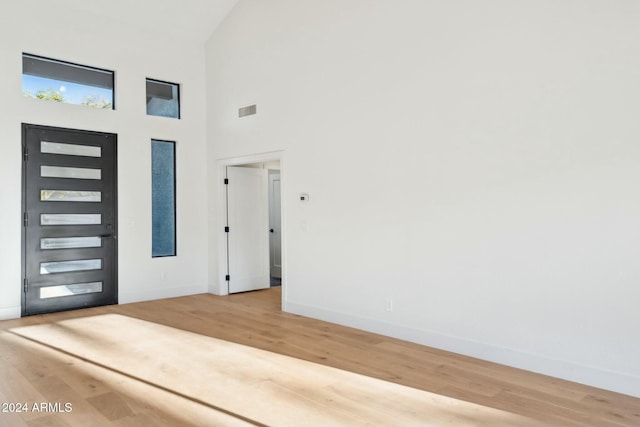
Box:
[22,75,113,109]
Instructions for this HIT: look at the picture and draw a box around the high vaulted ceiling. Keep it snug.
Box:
[19,0,240,43]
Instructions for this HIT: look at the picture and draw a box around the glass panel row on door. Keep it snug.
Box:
[22,124,117,316]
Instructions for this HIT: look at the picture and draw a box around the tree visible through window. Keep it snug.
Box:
[22,53,114,109]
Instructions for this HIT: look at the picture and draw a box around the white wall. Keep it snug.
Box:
[206,0,640,397]
[0,1,209,318]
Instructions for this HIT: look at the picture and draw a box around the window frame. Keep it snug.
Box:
[22,52,116,109]
[146,78,181,119]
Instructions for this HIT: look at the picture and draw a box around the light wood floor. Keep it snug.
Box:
[0,287,639,426]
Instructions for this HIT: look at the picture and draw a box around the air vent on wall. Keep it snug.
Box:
[239,104,257,117]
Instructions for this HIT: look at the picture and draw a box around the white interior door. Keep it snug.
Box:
[269,172,282,278]
[226,166,269,293]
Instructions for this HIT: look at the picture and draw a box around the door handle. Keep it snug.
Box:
[270,229,274,233]
[102,224,115,239]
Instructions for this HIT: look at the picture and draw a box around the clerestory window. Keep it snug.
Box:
[22,53,114,109]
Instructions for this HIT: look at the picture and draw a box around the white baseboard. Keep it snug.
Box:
[0,286,206,320]
[119,284,207,305]
[285,299,640,399]
[0,285,206,319]
[0,306,21,320]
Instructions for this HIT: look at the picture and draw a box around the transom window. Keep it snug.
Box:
[22,53,114,109]
[146,78,180,119]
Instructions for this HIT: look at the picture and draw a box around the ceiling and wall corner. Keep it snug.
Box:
[204,0,640,398]
[6,0,240,44]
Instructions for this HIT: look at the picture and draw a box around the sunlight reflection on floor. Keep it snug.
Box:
[9,314,538,427]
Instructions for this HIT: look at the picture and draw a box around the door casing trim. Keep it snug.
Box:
[215,151,286,310]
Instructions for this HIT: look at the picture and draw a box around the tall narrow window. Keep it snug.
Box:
[22,53,114,109]
[151,140,176,257]
[146,79,180,118]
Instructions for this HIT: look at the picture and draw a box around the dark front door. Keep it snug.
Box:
[22,124,118,316]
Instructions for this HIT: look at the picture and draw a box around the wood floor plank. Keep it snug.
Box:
[86,392,134,422]
[580,393,640,423]
[0,288,638,426]
[24,414,69,427]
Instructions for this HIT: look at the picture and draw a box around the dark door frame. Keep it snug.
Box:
[21,123,118,316]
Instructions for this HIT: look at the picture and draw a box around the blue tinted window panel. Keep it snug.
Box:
[146,79,180,119]
[151,140,176,257]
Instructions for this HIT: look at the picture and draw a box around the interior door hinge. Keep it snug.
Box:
[23,146,28,161]
[23,212,28,227]
[224,226,230,233]
[224,178,229,185]
[23,278,28,293]
[225,275,230,281]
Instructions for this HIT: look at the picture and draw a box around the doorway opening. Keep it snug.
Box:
[218,153,285,306]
